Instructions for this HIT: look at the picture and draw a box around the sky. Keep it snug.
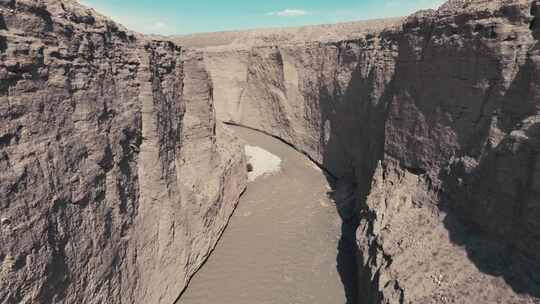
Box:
[79,0,447,35]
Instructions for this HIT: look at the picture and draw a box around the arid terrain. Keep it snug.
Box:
[1,0,540,303]
[171,17,404,49]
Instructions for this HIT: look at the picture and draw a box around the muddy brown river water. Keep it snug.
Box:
[177,126,357,304]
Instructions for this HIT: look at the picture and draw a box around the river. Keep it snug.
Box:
[177,125,356,304]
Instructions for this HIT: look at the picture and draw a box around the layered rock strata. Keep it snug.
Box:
[0,1,246,303]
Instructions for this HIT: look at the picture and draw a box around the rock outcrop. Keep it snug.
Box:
[189,0,540,302]
[0,1,246,303]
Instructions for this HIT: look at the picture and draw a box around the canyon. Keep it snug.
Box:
[1,0,540,303]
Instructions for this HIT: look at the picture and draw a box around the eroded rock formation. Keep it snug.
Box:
[0,1,246,303]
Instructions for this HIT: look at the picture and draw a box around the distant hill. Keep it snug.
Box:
[170,18,405,49]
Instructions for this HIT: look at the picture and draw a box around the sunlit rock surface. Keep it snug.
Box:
[0,1,245,303]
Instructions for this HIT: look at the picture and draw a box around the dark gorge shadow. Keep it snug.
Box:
[325,174,360,304]
[336,208,360,304]
[318,40,396,303]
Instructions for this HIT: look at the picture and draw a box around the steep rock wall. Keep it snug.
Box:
[201,0,540,302]
[0,1,246,303]
[359,1,540,302]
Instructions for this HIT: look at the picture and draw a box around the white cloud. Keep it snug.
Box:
[151,21,167,31]
[384,0,445,11]
[268,9,310,17]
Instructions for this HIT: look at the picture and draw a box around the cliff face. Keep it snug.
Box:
[0,1,246,303]
[199,0,540,302]
[2,0,540,303]
[360,1,540,302]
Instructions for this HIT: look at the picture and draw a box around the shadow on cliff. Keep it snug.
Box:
[389,10,540,297]
[318,51,394,303]
[437,56,540,296]
[320,171,359,304]
[324,171,359,304]
[322,8,540,300]
[437,38,540,298]
[319,69,360,304]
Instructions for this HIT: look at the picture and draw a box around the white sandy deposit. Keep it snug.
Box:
[244,145,282,182]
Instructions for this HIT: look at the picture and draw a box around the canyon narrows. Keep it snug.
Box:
[1,0,540,303]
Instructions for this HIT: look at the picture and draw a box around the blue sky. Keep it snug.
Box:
[79,0,446,35]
